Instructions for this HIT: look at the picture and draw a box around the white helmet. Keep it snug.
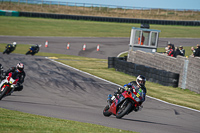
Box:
[13,42,17,46]
[136,75,146,87]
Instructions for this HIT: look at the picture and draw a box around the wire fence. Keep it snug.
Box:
[1,0,200,20]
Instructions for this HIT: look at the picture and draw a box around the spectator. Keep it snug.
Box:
[162,46,169,55]
[167,44,174,57]
[174,47,183,57]
[138,34,145,45]
[191,44,200,57]
[179,46,185,56]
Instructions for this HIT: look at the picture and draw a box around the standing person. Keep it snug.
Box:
[191,44,200,57]
[174,47,184,57]
[179,46,185,56]
[167,44,174,57]
[138,34,145,45]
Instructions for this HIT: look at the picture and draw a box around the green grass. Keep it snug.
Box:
[0,108,134,133]
[0,16,200,38]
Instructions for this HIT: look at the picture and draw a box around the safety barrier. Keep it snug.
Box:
[19,12,200,26]
[108,57,179,87]
[0,10,19,16]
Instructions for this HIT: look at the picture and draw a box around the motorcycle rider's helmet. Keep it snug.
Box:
[136,75,146,87]
[16,63,24,72]
[13,42,17,46]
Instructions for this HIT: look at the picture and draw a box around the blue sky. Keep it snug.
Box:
[51,0,200,10]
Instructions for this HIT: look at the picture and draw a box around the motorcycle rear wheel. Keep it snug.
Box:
[116,100,132,119]
[103,105,112,117]
[0,86,9,100]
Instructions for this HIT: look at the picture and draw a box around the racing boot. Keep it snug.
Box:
[134,106,139,112]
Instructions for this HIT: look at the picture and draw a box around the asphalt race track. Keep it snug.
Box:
[0,53,200,133]
[1,36,200,59]
[0,36,200,132]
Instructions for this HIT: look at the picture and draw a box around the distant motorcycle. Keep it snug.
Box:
[26,45,40,56]
[103,90,142,119]
[0,72,19,100]
[3,43,16,54]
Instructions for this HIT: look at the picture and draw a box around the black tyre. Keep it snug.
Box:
[116,100,132,119]
[0,86,9,100]
[103,105,112,117]
[26,51,30,55]
[3,50,6,54]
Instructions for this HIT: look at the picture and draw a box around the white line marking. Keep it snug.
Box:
[117,51,128,57]
[45,57,200,113]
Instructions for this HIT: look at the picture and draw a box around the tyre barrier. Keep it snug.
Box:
[108,57,179,87]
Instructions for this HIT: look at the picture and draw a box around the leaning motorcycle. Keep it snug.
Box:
[26,46,39,56]
[103,90,142,119]
[0,72,19,100]
[3,44,15,54]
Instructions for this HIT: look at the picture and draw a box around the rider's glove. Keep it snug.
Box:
[125,86,129,90]
[118,87,125,93]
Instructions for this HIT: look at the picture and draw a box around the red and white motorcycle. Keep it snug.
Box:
[0,72,19,100]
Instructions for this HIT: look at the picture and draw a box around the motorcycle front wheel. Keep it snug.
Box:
[3,50,7,54]
[103,105,112,117]
[116,100,132,119]
[0,86,10,100]
[26,51,30,55]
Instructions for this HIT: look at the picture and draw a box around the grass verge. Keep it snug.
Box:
[0,16,200,38]
[0,108,134,133]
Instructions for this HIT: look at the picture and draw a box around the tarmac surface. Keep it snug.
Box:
[0,36,200,133]
[0,36,200,59]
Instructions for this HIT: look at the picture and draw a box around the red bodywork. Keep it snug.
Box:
[108,91,142,115]
[0,72,19,94]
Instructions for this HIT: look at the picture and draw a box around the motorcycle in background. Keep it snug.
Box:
[26,44,40,56]
[3,43,17,54]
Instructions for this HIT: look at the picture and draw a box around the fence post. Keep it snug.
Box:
[157,9,159,15]
[175,9,176,16]
[149,8,151,14]
[181,59,189,89]
[41,0,43,7]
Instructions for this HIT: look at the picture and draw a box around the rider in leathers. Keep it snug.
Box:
[3,42,17,54]
[108,75,147,111]
[1,63,26,92]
